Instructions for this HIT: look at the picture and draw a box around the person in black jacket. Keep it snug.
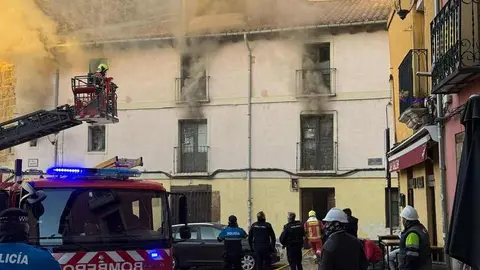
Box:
[280,212,305,270]
[218,215,248,270]
[319,208,368,270]
[343,208,358,238]
[248,211,276,270]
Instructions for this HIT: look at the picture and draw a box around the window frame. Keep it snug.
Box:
[29,139,38,148]
[298,112,337,172]
[198,225,221,241]
[87,125,107,153]
[179,53,209,102]
[177,119,209,173]
[385,187,400,228]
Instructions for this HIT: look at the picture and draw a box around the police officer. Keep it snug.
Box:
[397,206,432,270]
[280,212,305,270]
[248,211,276,270]
[217,215,248,270]
[0,208,61,270]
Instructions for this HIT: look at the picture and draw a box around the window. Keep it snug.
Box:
[177,120,208,173]
[29,140,38,148]
[174,226,199,240]
[179,54,207,101]
[28,188,169,250]
[300,43,332,94]
[299,114,334,171]
[200,226,221,240]
[89,58,108,74]
[385,188,400,228]
[455,132,465,175]
[88,125,106,152]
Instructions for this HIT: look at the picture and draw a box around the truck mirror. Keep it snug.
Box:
[179,225,191,240]
[31,203,45,220]
[178,195,188,225]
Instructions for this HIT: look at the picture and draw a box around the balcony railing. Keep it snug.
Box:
[295,68,336,97]
[398,49,429,116]
[174,145,209,174]
[431,0,480,94]
[296,142,336,172]
[175,76,210,103]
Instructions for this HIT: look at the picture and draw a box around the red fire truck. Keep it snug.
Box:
[0,163,191,270]
[0,73,192,269]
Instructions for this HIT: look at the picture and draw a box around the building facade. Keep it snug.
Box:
[11,0,393,238]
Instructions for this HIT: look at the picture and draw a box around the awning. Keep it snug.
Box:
[387,125,438,173]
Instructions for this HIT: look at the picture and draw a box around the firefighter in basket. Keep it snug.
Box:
[92,63,117,116]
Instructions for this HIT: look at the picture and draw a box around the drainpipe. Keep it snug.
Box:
[244,33,253,228]
[385,101,393,235]
[431,0,450,267]
[53,68,60,167]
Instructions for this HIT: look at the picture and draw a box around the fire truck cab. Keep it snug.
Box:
[0,164,191,270]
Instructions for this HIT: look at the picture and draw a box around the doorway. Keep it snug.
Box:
[426,159,438,246]
[300,188,335,222]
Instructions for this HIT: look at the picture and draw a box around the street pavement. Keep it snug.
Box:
[274,249,317,270]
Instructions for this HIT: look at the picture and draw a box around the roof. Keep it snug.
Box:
[46,0,391,43]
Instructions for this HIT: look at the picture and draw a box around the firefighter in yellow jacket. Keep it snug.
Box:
[304,210,323,258]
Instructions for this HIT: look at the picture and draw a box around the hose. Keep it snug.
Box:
[275,248,313,270]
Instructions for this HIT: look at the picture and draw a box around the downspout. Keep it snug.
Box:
[244,33,253,228]
[385,101,393,235]
[432,0,450,266]
[53,68,60,167]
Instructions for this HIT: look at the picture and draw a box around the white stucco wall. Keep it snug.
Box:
[14,30,392,175]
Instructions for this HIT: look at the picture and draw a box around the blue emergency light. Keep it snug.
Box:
[46,167,141,178]
[150,252,159,259]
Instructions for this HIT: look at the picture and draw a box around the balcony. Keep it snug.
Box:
[174,145,209,174]
[295,68,336,97]
[431,0,480,94]
[398,49,433,130]
[296,142,336,172]
[175,76,210,103]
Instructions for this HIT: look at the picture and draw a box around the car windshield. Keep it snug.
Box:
[28,188,169,250]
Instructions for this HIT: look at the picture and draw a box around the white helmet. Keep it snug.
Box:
[322,208,348,223]
[400,205,419,221]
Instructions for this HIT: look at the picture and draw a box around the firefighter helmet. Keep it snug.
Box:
[400,205,419,221]
[97,63,109,73]
[308,210,316,217]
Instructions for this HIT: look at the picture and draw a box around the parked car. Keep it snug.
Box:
[172,222,281,270]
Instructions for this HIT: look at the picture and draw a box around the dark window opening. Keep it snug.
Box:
[177,120,208,173]
[179,54,207,101]
[299,114,334,171]
[300,43,332,94]
[455,132,465,175]
[385,187,400,228]
[88,125,106,152]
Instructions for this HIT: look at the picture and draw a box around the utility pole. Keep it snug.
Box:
[53,68,60,166]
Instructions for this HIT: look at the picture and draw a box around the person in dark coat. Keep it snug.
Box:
[280,212,305,270]
[343,208,358,238]
[248,211,276,270]
[217,215,248,270]
[318,208,368,270]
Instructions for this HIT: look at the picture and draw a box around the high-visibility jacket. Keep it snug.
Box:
[304,218,323,242]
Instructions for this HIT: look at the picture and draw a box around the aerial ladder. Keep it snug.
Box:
[95,156,143,169]
[0,74,119,151]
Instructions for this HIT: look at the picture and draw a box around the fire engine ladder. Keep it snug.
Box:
[95,156,143,169]
[0,105,82,151]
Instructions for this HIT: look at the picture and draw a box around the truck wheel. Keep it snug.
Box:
[173,256,188,270]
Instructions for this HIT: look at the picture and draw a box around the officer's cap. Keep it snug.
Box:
[228,215,237,223]
[0,208,28,224]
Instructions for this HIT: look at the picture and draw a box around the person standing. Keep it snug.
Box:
[343,208,359,238]
[304,210,323,258]
[280,212,305,270]
[248,211,276,270]
[397,206,432,270]
[0,208,61,270]
[217,215,248,270]
[318,208,368,270]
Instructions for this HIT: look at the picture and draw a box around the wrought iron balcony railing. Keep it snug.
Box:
[431,0,480,94]
[174,145,209,174]
[296,142,336,172]
[175,76,210,103]
[295,68,336,97]
[398,49,429,116]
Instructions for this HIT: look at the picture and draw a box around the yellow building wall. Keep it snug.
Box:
[434,163,444,246]
[161,177,390,240]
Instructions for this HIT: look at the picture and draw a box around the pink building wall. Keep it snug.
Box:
[444,79,480,218]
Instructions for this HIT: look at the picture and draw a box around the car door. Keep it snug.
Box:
[173,225,203,264]
[198,225,224,265]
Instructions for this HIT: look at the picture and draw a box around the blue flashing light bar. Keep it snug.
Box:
[46,167,141,179]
